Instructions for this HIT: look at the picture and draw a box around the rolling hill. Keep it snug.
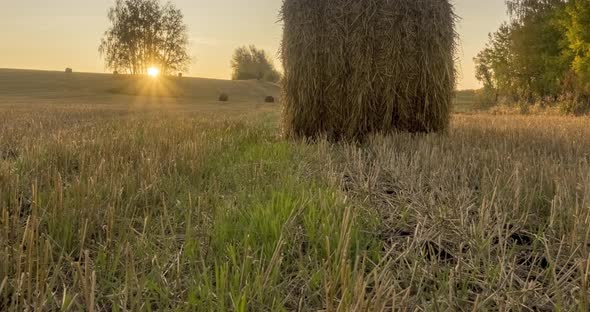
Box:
[0,69,482,114]
[0,69,280,107]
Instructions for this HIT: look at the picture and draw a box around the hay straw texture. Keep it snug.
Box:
[281,0,457,141]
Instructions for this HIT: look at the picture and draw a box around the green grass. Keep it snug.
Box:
[0,104,383,311]
[1,71,590,310]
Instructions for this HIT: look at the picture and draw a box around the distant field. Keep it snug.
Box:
[453,89,480,113]
[0,69,280,114]
[1,70,589,311]
[1,69,482,113]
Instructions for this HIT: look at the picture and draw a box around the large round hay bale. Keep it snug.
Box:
[218,93,229,102]
[281,0,456,141]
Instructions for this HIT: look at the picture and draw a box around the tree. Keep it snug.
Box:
[475,0,569,104]
[564,0,590,91]
[506,0,567,25]
[99,0,190,75]
[474,0,590,113]
[510,4,568,101]
[474,24,518,100]
[231,46,281,83]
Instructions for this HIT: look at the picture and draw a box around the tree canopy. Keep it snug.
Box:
[231,46,281,83]
[99,0,190,75]
[474,0,590,113]
[564,0,590,92]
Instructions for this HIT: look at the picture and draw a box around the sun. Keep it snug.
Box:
[147,67,160,77]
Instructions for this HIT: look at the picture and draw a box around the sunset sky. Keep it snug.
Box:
[0,0,507,90]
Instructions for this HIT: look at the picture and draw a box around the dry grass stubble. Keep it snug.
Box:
[321,114,590,309]
[1,93,589,310]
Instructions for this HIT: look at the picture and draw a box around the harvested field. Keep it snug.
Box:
[1,70,589,310]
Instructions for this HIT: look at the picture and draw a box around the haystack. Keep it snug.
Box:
[281,0,456,141]
[218,93,229,102]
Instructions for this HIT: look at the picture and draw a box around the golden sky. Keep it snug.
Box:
[0,0,507,90]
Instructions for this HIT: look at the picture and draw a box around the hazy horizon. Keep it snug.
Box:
[0,0,507,90]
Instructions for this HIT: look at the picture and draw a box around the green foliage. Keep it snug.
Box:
[564,0,590,92]
[99,0,190,75]
[506,0,567,22]
[475,2,567,102]
[512,5,568,100]
[474,0,590,113]
[231,45,281,83]
[474,24,517,99]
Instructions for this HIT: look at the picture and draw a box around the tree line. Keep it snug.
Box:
[475,0,590,114]
[99,0,280,83]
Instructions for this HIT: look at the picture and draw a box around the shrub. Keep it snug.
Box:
[559,93,590,115]
[65,68,73,73]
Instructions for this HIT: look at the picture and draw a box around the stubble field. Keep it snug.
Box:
[1,70,589,311]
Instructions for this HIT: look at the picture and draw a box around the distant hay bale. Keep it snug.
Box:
[113,70,119,75]
[65,68,73,74]
[218,93,229,102]
[265,96,275,103]
[281,0,457,141]
[178,73,183,78]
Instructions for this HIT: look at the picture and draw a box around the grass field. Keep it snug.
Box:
[1,70,590,311]
[453,90,480,113]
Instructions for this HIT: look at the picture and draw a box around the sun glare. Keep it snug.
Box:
[147,67,160,77]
